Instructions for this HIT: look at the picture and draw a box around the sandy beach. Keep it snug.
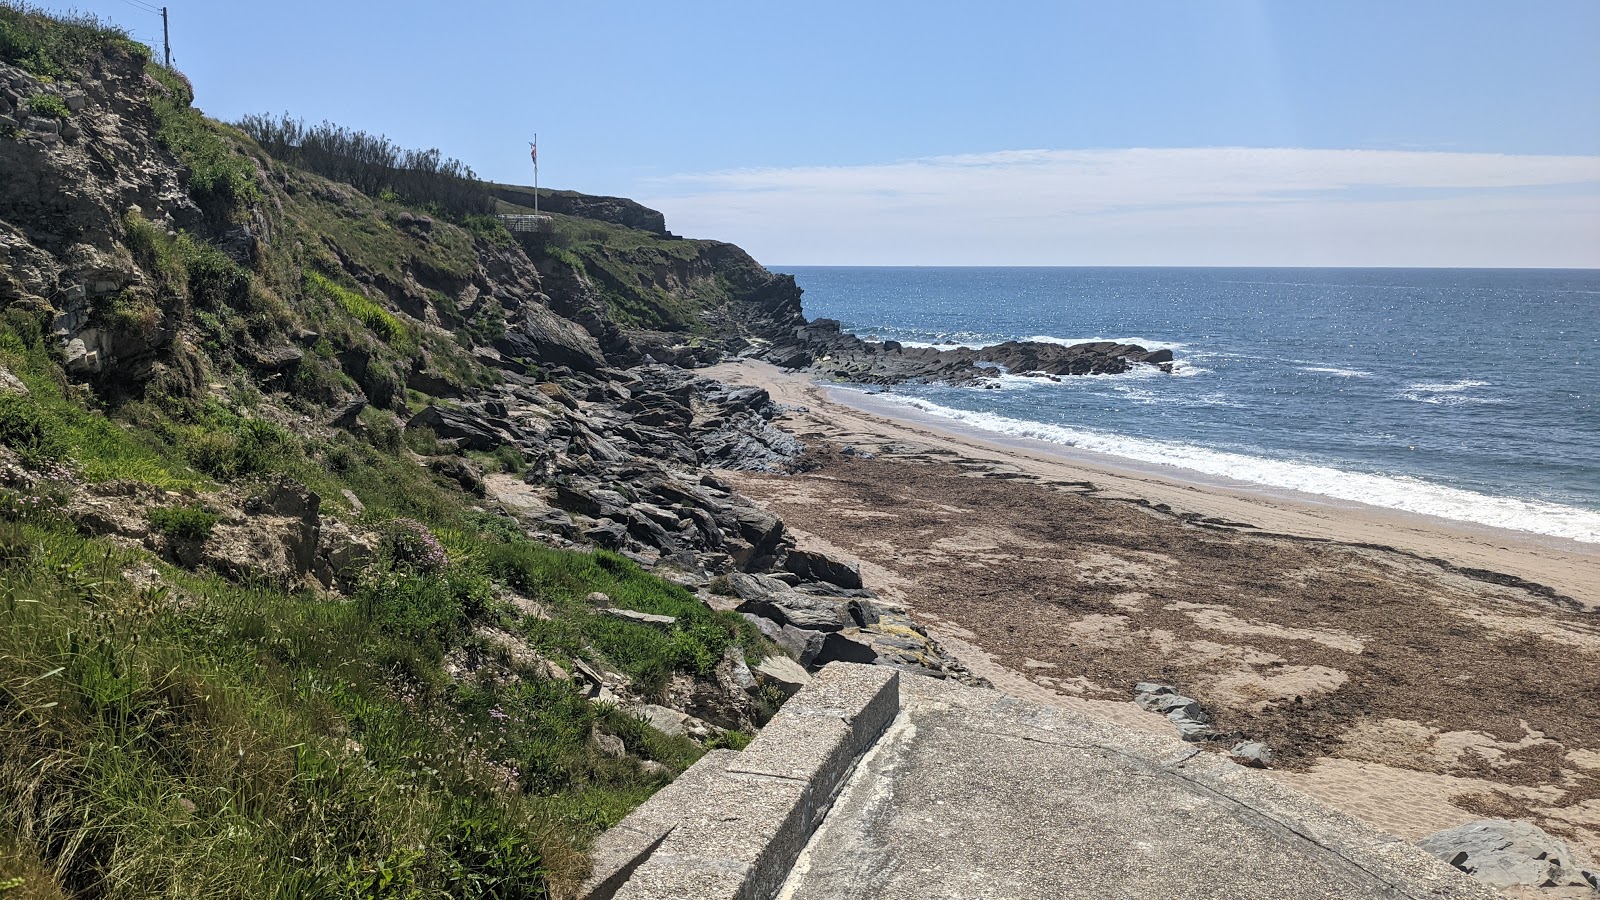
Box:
[706,358,1600,859]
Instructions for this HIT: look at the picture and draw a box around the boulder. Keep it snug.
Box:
[736,591,854,633]
[778,625,826,667]
[753,655,811,696]
[637,704,691,737]
[813,630,880,666]
[584,520,629,549]
[784,548,864,589]
[408,405,506,452]
[495,303,606,372]
[0,365,29,395]
[428,456,486,496]
[1419,819,1600,894]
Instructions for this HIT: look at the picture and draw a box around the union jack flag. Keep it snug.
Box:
[529,141,537,163]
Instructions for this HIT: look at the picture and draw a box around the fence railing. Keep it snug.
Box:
[497,214,553,234]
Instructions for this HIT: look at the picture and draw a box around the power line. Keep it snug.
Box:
[118,0,162,15]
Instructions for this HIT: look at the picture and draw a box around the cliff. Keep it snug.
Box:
[0,7,963,896]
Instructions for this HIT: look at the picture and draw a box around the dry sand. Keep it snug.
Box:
[706,359,1600,860]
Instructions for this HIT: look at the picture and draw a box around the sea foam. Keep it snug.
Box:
[852,391,1600,544]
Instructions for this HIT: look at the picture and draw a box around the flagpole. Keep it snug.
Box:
[533,133,539,215]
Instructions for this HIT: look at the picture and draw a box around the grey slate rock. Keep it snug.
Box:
[785,548,864,590]
[1418,819,1600,893]
[1229,742,1274,768]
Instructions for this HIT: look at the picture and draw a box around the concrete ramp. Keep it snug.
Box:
[584,664,1494,900]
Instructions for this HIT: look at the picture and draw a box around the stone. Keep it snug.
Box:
[814,630,880,666]
[784,548,864,590]
[247,344,303,371]
[603,608,676,629]
[407,405,506,452]
[592,730,627,759]
[0,365,27,395]
[1419,819,1600,893]
[494,303,606,371]
[778,625,826,667]
[1171,718,1215,742]
[741,613,784,642]
[428,456,486,496]
[1133,682,1176,697]
[586,591,612,606]
[62,93,86,111]
[637,704,688,736]
[585,520,629,549]
[1228,742,1273,768]
[339,489,364,515]
[1146,693,1210,724]
[754,655,812,696]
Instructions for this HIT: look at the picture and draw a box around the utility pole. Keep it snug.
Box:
[161,7,171,69]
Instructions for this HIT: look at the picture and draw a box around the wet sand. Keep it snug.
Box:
[707,359,1600,859]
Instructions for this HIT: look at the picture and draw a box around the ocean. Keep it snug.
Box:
[780,267,1600,544]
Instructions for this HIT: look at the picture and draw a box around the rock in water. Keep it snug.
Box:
[1418,819,1600,893]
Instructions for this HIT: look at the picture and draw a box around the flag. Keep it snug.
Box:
[529,141,537,164]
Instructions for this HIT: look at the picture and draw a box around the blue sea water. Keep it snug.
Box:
[781,267,1600,543]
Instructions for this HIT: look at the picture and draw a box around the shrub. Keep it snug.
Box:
[382,517,447,572]
[461,214,516,248]
[235,113,495,219]
[178,234,250,308]
[148,503,219,540]
[26,92,68,119]
[0,393,65,466]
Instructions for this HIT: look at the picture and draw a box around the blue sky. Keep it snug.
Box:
[70,0,1600,266]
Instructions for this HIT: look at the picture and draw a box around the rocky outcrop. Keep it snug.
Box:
[756,318,1175,385]
[0,51,198,388]
[494,301,607,372]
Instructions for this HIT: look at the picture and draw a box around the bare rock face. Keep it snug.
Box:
[494,302,606,372]
[0,51,201,387]
[1418,819,1600,895]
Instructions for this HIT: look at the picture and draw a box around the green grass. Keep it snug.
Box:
[0,2,148,80]
[304,271,409,345]
[0,297,781,894]
[0,328,199,489]
[485,543,771,697]
[145,63,259,219]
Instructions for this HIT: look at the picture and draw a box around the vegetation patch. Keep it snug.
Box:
[24,92,67,119]
[146,503,218,541]
[146,63,259,219]
[0,2,147,79]
[237,113,495,219]
[304,270,409,345]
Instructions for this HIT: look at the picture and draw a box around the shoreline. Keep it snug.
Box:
[707,358,1600,854]
[707,359,1598,608]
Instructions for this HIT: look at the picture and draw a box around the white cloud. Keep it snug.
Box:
[636,148,1600,267]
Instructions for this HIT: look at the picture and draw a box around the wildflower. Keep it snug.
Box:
[381,517,447,571]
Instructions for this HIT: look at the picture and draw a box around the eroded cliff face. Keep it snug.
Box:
[0,46,201,384]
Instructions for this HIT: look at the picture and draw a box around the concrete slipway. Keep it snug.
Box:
[582,664,1494,900]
